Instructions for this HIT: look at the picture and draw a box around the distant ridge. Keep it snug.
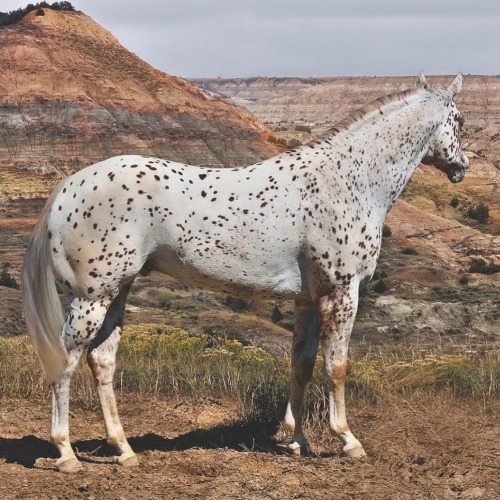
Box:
[190,75,500,132]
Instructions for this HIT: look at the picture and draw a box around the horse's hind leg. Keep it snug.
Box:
[87,283,138,467]
[283,299,319,454]
[51,347,84,473]
[52,297,110,473]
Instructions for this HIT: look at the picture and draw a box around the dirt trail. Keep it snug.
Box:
[0,395,498,499]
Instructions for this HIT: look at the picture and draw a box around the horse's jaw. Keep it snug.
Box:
[421,154,468,184]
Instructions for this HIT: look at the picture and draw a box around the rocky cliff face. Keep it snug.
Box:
[191,75,500,132]
[0,9,281,172]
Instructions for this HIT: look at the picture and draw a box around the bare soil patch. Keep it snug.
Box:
[0,395,498,499]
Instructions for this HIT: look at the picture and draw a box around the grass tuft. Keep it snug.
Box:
[0,326,498,430]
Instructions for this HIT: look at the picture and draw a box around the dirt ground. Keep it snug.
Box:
[0,395,498,499]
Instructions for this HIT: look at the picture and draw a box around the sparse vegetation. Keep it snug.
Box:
[468,258,500,275]
[382,224,392,237]
[467,202,490,223]
[287,138,302,148]
[0,265,19,289]
[401,246,418,255]
[0,328,498,425]
[372,279,389,294]
[450,197,460,208]
[294,124,311,133]
[458,274,470,285]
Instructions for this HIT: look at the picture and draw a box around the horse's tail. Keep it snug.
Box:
[21,188,66,384]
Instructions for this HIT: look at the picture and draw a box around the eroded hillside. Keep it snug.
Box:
[0,8,281,175]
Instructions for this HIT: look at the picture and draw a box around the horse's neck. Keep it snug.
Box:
[321,94,442,216]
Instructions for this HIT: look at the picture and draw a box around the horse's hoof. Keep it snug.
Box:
[287,441,302,455]
[56,457,82,473]
[343,444,366,458]
[116,454,139,467]
[286,441,311,456]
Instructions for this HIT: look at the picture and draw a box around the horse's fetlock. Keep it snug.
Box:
[51,433,67,445]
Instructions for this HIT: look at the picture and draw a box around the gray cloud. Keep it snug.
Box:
[2,0,498,77]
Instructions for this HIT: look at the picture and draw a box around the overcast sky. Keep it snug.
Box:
[2,0,499,78]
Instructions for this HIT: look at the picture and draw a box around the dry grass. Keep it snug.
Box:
[347,346,500,409]
[0,326,498,431]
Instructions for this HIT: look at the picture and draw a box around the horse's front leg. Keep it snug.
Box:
[283,299,319,454]
[319,286,366,458]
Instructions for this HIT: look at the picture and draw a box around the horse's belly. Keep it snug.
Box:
[148,249,304,299]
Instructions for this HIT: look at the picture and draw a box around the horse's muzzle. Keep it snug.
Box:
[447,163,466,183]
[422,151,468,183]
[447,153,469,183]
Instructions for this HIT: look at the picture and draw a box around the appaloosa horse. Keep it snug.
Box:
[22,73,468,472]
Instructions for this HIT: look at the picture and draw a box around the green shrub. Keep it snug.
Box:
[401,246,418,255]
[294,124,311,133]
[0,266,19,289]
[372,280,388,293]
[224,296,248,312]
[468,258,500,275]
[382,225,392,237]
[467,203,490,223]
[271,305,283,324]
[287,139,302,148]
[158,298,172,310]
[458,274,470,285]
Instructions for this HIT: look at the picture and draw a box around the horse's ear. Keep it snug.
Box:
[448,74,463,97]
[416,72,428,89]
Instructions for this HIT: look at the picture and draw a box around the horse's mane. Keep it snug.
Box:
[311,87,422,144]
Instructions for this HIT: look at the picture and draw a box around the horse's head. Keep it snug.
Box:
[420,73,469,183]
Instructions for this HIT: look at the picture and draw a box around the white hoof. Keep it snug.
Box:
[56,457,82,473]
[287,441,302,455]
[343,444,367,458]
[116,453,139,467]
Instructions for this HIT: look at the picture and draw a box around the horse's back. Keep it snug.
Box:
[45,155,308,299]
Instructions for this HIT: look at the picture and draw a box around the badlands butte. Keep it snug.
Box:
[0,6,499,352]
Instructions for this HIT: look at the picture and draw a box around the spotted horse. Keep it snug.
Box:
[22,73,468,472]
